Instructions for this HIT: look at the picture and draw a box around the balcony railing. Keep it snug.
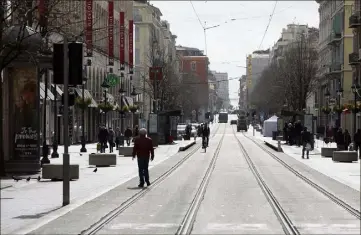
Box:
[349,52,360,65]
[326,63,342,74]
[327,31,342,46]
[349,12,361,28]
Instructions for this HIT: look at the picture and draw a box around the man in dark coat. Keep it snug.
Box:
[98,126,108,153]
[132,128,154,187]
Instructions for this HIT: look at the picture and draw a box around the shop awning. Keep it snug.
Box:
[122,96,134,107]
[51,84,63,96]
[40,82,54,100]
[74,88,98,108]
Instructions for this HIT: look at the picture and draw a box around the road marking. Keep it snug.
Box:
[207,223,268,230]
[296,224,360,234]
[109,223,178,230]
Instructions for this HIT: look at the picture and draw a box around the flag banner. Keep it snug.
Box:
[85,0,93,56]
[129,20,134,74]
[119,12,125,68]
[108,0,114,65]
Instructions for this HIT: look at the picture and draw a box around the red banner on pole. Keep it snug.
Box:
[129,20,134,74]
[38,0,48,27]
[108,1,114,65]
[119,12,125,69]
[149,67,163,80]
[85,0,93,57]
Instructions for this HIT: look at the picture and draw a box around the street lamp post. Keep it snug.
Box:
[336,82,343,128]
[119,81,126,134]
[351,79,360,137]
[131,86,138,128]
[324,87,330,135]
[51,84,59,158]
[80,72,88,152]
[101,81,110,125]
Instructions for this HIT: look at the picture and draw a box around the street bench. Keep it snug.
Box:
[321,147,337,158]
[89,153,117,166]
[118,147,133,156]
[42,164,79,180]
[332,151,358,162]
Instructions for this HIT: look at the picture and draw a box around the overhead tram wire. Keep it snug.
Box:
[258,1,278,49]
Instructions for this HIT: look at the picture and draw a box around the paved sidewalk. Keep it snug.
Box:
[244,126,360,191]
[1,139,195,234]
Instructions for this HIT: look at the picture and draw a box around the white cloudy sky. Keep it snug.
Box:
[151,0,320,106]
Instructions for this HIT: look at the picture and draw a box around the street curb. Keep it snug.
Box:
[264,141,283,152]
[0,185,12,190]
[178,141,196,151]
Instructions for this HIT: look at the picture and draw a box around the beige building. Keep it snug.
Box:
[133,1,179,126]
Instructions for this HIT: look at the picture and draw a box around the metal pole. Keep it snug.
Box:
[104,89,107,126]
[41,70,50,164]
[80,83,87,152]
[121,93,124,134]
[51,85,59,158]
[354,92,357,138]
[153,71,156,113]
[62,38,70,206]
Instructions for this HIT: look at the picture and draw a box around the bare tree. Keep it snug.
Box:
[250,30,318,114]
[143,29,182,112]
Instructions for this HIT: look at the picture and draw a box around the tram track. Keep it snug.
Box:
[232,126,300,235]
[241,131,361,220]
[80,123,223,235]
[175,125,225,235]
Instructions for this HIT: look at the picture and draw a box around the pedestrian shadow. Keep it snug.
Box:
[127,186,145,190]
[1,197,14,199]
[13,206,61,219]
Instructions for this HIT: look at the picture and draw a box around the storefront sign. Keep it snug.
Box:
[10,67,39,159]
[128,20,134,74]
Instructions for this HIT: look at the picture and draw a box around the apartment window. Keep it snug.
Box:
[135,48,140,65]
[135,26,140,42]
[191,61,196,71]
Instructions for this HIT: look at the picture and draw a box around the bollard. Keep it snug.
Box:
[277,139,282,152]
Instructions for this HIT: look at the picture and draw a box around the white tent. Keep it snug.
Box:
[263,115,278,137]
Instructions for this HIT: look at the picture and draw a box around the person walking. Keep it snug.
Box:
[344,129,351,151]
[125,127,133,146]
[132,128,154,187]
[115,127,121,150]
[354,129,361,159]
[335,128,344,150]
[98,125,108,153]
[133,125,139,143]
[301,127,312,159]
[108,127,115,153]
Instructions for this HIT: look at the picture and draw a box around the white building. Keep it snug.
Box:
[270,24,309,63]
[212,71,230,109]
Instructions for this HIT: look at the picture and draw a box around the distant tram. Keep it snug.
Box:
[218,112,228,123]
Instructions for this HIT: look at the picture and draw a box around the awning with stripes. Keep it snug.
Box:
[40,82,54,100]
[74,88,98,108]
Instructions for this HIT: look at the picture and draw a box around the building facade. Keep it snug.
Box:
[316,0,355,134]
[239,75,247,110]
[246,50,270,108]
[212,71,230,110]
[176,46,209,121]
[133,1,178,127]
